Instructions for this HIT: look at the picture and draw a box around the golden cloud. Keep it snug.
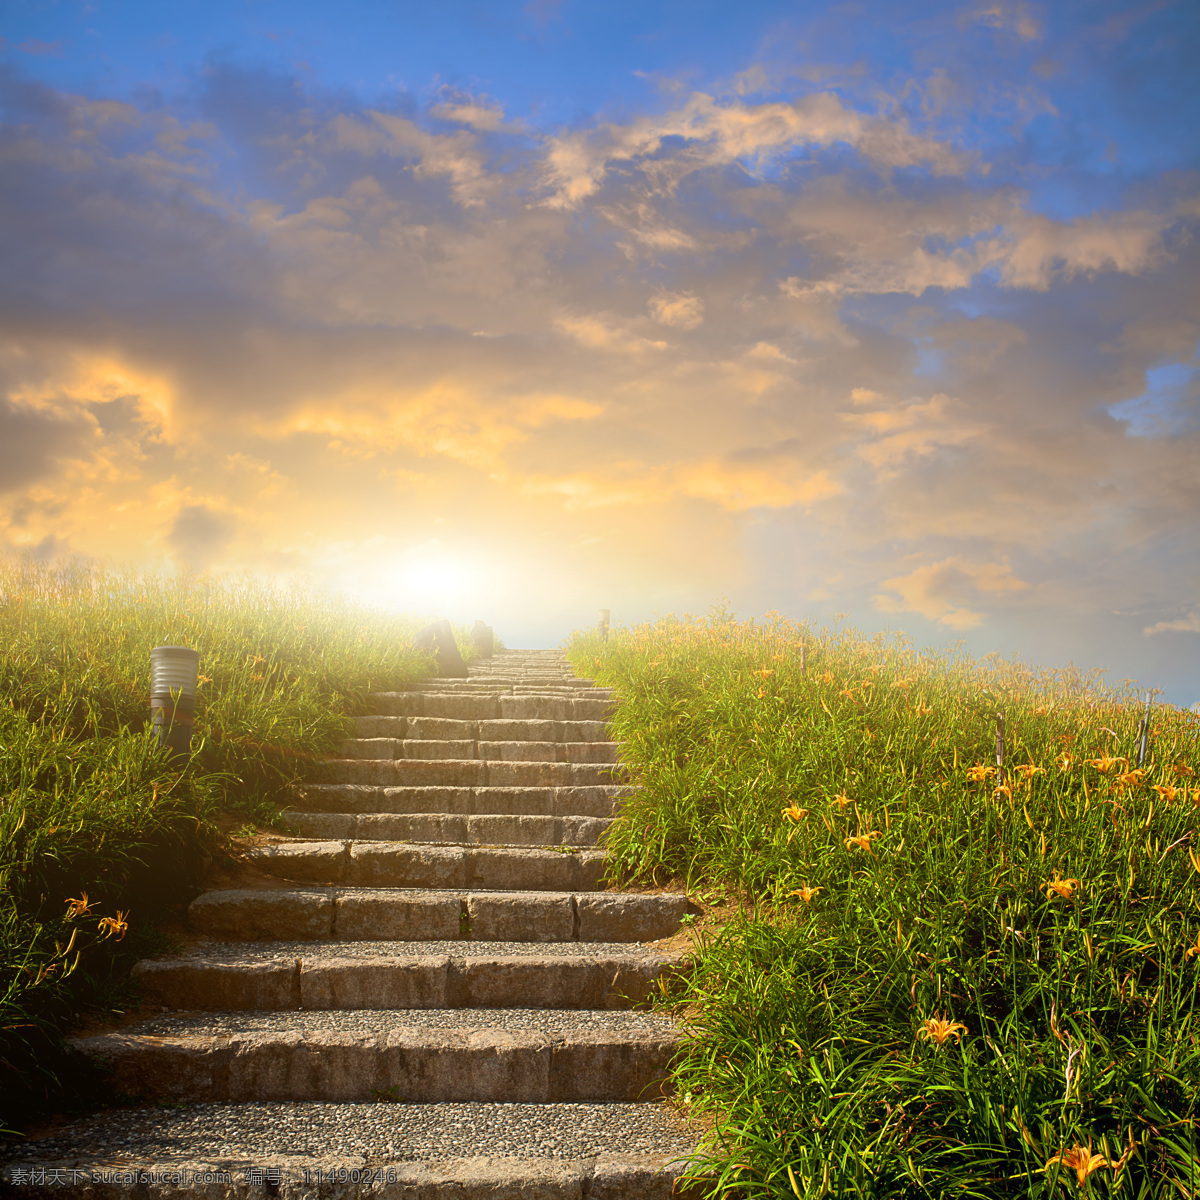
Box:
[875,557,1029,630]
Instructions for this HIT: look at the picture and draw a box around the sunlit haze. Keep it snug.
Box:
[1,1,1197,702]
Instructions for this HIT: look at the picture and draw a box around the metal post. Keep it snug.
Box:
[1137,690,1152,768]
[995,713,1005,787]
[598,609,610,643]
[151,645,199,759]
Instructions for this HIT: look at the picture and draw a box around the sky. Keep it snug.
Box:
[0,0,1198,705]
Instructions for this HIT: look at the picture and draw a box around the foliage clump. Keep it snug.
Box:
[568,608,1200,1197]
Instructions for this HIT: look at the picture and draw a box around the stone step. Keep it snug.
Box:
[246,842,610,890]
[132,943,685,1010]
[70,1009,679,1103]
[407,683,612,696]
[3,1102,699,1200]
[188,888,688,943]
[337,739,621,764]
[291,783,625,818]
[369,694,616,721]
[355,715,612,741]
[280,812,614,846]
[312,758,627,787]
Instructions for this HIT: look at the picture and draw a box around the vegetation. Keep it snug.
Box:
[567,608,1200,1198]
[0,556,478,1135]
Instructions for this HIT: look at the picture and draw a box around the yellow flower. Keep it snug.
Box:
[1114,768,1147,789]
[820,671,834,684]
[1045,1142,1114,1187]
[1044,873,1080,900]
[1056,751,1075,772]
[845,831,880,854]
[1152,784,1178,803]
[756,688,766,699]
[781,803,809,824]
[97,911,129,941]
[892,678,912,691]
[1173,763,1195,779]
[754,668,775,678]
[832,791,853,808]
[1086,756,1127,775]
[1013,763,1045,781]
[787,886,822,903]
[918,1015,967,1047]
[994,784,1013,802]
[64,893,92,919]
[1186,931,1200,961]
[965,764,994,783]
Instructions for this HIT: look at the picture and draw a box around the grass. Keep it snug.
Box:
[566,607,1200,1198]
[0,555,486,1136]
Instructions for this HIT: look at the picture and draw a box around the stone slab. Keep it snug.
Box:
[1,1155,698,1200]
[69,1025,677,1103]
[186,889,686,944]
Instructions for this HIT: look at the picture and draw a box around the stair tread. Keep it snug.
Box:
[5,1100,698,1169]
[141,939,683,962]
[79,1007,679,1040]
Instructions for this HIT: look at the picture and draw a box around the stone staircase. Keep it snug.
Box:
[2,649,699,1198]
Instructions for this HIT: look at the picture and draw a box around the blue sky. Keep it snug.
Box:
[1,0,1197,704]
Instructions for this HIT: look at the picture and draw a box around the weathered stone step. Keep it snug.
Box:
[292,783,625,818]
[407,683,612,696]
[312,758,627,787]
[337,739,620,764]
[189,888,688,943]
[369,693,616,721]
[246,842,609,890]
[355,715,612,740]
[133,944,685,1010]
[281,811,613,846]
[70,1009,679,1103]
[2,1102,699,1200]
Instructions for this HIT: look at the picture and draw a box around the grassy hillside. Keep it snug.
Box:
[567,609,1200,1198]
[0,557,479,1135]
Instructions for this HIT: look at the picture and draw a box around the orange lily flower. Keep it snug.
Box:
[1045,1142,1114,1187]
[918,1015,967,1047]
[1045,873,1080,900]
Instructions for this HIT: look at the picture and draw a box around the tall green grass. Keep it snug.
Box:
[568,609,1200,1197]
[0,556,479,1135]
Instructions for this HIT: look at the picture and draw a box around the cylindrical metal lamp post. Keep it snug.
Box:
[151,645,200,758]
[598,609,610,642]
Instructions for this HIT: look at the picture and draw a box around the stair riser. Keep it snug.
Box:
[311,761,626,787]
[337,740,620,764]
[2,1158,695,1200]
[72,1033,676,1103]
[280,812,613,846]
[188,889,688,943]
[291,784,625,818]
[356,716,612,741]
[134,956,685,1011]
[247,843,607,891]
[369,696,616,721]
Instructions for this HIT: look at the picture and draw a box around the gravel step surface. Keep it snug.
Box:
[166,940,671,961]
[4,1102,698,1164]
[117,1008,679,1038]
